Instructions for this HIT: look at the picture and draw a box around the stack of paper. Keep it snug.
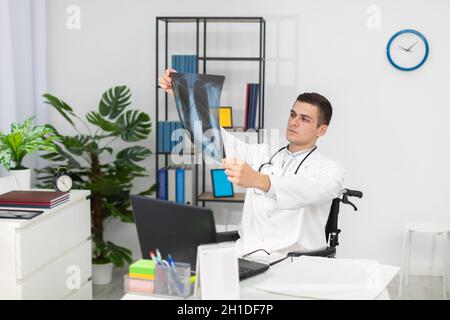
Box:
[255,256,399,300]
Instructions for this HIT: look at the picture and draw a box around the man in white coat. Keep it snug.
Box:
[159,69,345,257]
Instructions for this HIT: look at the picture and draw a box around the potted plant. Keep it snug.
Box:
[35,85,156,285]
[0,116,58,189]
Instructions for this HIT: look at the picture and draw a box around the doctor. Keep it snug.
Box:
[159,69,345,256]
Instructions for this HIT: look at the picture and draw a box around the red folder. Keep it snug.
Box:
[0,191,69,205]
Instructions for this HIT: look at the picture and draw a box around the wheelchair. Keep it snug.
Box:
[216,188,363,259]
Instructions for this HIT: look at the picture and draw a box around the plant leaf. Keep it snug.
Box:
[116,146,151,164]
[86,176,123,196]
[43,94,75,125]
[0,117,59,169]
[98,86,132,120]
[138,184,157,196]
[61,135,90,156]
[116,110,151,142]
[40,143,82,168]
[86,111,119,133]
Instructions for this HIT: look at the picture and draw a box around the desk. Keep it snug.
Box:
[122,258,392,300]
[0,190,92,299]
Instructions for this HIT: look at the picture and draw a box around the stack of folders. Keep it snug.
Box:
[0,190,70,209]
[244,83,260,130]
[158,165,196,205]
[171,55,198,73]
[158,121,186,153]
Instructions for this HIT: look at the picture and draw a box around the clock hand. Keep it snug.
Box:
[406,40,418,52]
[397,45,408,51]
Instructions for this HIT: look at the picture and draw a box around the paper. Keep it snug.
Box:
[255,256,399,300]
[195,242,240,300]
[172,73,225,163]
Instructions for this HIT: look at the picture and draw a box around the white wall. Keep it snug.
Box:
[47,0,450,275]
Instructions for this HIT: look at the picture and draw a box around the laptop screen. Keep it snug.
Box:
[131,195,217,269]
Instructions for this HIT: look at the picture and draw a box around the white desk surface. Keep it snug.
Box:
[122,258,392,300]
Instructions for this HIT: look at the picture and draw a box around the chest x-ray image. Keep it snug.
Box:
[171,73,225,163]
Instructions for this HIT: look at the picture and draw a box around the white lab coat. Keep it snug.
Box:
[220,128,345,256]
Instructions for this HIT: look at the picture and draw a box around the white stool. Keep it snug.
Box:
[398,220,450,299]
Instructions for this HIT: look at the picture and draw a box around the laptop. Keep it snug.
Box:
[130,195,269,281]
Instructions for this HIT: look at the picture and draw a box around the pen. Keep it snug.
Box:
[149,251,160,265]
[166,254,184,295]
[156,249,163,262]
[168,254,175,268]
[151,251,169,292]
[162,259,171,267]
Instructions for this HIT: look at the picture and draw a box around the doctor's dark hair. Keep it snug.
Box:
[296,92,332,127]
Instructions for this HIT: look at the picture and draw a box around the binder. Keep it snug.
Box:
[168,166,176,202]
[244,84,250,130]
[184,166,197,205]
[158,121,163,153]
[170,121,176,153]
[184,56,191,73]
[172,55,198,73]
[175,168,185,204]
[248,84,260,129]
[163,121,170,153]
[171,55,176,70]
[176,122,184,153]
[253,84,260,128]
[158,168,168,200]
[247,84,254,129]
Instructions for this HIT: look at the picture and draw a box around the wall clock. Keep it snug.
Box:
[386,29,429,71]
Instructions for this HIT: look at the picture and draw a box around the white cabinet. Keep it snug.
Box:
[0,190,92,299]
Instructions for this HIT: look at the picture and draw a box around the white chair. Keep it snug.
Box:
[398,220,450,299]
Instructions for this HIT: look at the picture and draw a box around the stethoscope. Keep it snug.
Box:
[257,145,318,175]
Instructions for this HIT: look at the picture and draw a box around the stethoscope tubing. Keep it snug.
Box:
[257,145,317,175]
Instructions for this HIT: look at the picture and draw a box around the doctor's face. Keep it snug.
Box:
[286,101,327,147]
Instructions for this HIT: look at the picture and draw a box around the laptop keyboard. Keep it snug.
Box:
[238,258,269,281]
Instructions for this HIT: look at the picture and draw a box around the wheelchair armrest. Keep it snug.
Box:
[216,230,240,243]
[287,246,336,258]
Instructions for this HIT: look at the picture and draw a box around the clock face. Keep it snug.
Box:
[387,29,429,71]
[56,175,73,192]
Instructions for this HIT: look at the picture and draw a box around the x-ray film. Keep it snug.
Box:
[172,73,225,162]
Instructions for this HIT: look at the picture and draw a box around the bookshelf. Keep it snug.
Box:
[155,16,266,206]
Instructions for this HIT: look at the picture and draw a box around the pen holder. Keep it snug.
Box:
[154,262,191,298]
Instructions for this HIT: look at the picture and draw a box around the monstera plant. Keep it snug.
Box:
[36,85,155,273]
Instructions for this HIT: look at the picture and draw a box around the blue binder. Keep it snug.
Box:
[163,121,170,153]
[175,122,183,153]
[158,121,163,153]
[248,84,260,129]
[158,168,168,200]
[170,121,175,152]
[175,168,185,204]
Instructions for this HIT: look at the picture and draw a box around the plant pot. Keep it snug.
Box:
[8,168,31,190]
[92,262,114,285]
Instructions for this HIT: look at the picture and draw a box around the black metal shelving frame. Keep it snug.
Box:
[155,16,266,205]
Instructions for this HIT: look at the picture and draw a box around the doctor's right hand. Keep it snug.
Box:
[158,68,177,95]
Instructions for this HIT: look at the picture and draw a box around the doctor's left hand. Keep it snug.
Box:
[222,158,271,192]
